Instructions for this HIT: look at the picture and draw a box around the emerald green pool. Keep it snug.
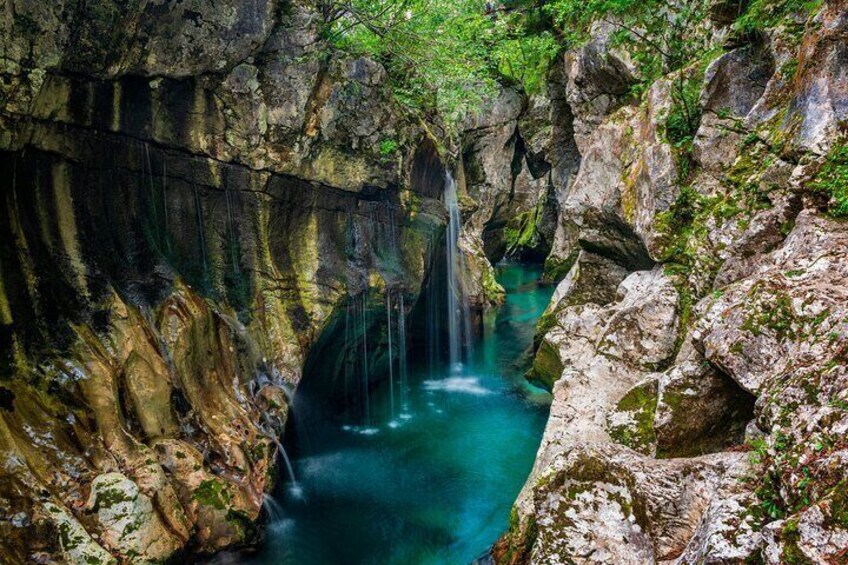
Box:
[247,264,552,564]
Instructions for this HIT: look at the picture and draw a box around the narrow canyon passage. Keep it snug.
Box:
[240,264,553,564]
[4,1,848,562]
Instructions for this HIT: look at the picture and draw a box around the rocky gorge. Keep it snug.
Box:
[1,0,847,563]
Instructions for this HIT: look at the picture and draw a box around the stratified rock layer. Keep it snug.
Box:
[0,1,446,562]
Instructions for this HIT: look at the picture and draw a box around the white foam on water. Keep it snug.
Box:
[265,517,296,537]
[422,376,492,396]
[287,484,305,500]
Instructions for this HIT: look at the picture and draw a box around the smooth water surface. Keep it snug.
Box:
[248,264,553,565]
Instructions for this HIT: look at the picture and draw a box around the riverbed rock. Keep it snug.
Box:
[509,267,684,552]
[598,269,680,369]
[44,502,117,565]
[654,344,755,458]
[515,191,848,564]
[694,210,848,395]
[533,251,629,345]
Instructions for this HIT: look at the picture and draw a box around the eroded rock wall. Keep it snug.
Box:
[0,1,446,562]
[454,69,581,308]
[501,1,848,563]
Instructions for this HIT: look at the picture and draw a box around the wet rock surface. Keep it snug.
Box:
[0,1,445,561]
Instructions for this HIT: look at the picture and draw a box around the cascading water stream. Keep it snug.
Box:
[387,291,395,420]
[269,433,301,498]
[360,295,370,425]
[143,142,162,247]
[262,494,285,524]
[193,181,207,280]
[398,293,409,414]
[443,171,471,370]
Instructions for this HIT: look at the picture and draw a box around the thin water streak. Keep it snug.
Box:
[443,171,471,369]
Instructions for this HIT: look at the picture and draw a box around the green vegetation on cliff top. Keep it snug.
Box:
[322,0,821,134]
[320,0,558,123]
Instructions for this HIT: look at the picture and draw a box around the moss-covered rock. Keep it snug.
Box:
[87,472,183,563]
[526,338,564,391]
[606,377,659,456]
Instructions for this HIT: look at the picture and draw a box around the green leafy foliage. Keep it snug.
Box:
[665,74,703,147]
[733,0,822,35]
[810,143,848,218]
[379,137,399,156]
[320,0,557,126]
[543,0,712,86]
[491,30,559,94]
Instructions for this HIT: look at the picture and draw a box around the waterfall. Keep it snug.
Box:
[271,435,302,498]
[398,293,409,414]
[225,189,239,273]
[192,180,208,281]
[143,142,161,247]
[386,291,395,420]
[263,494,285,522]
[341,293,374,428]
[258,406,302,498]
[443,171,470,369]
[360,295,370,425]
[162,154,171,254]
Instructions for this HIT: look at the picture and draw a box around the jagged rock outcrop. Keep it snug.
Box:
[460,87,550,265]
[0,1,447,562]
[504,0,848,562]
[457,75,576,302]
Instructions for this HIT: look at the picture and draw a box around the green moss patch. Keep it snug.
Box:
[194,479,232,511]
[810,142,848,218]
[607,379,659,455]
[526,339,564,391]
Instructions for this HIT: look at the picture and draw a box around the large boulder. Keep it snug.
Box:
[780,2,848,155]
[693,44,774,173]
[694,211,848,394]
[501,444,750,564]
[86,473,183,562]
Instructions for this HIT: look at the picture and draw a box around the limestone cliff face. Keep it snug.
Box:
[453,77,578,308]
[502,0,848,563]
[0,1,447,562]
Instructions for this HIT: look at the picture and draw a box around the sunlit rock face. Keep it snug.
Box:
[504,1,848,563]
[0,1,447,561]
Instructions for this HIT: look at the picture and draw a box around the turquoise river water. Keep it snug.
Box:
[242,263,553,564]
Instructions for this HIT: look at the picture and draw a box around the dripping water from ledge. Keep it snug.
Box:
[240,263,554,564]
